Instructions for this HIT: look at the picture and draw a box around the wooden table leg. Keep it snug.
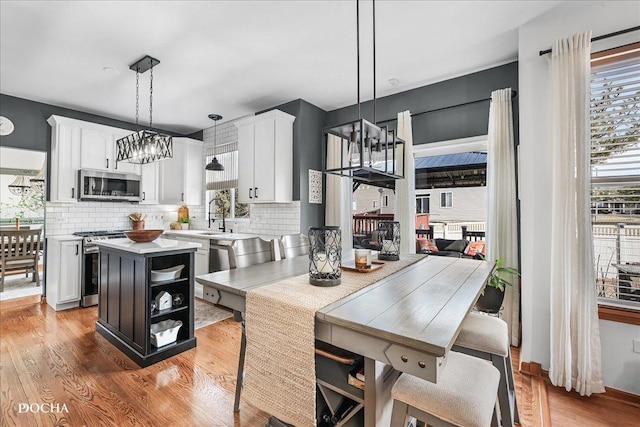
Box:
[364,357,399,427]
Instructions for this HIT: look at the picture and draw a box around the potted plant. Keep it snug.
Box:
[129,212,146,230]
[475,257,520,314]
[179,216,190,230]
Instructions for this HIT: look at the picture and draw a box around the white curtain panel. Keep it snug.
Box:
[395,110,416,254]
[486,88,519,346]
[325,134,353,253]
[548,31,604,396]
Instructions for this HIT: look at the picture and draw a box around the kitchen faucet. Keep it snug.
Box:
[208,197,226,233]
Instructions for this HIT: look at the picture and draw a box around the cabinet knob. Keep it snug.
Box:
[182,193,184,202]
[249,188,253,199]
[76,244,79,256]
[142,191,146,201]
[401,355,408,363]
[418,361,426,369]
[106,158,109,169]
[255,187,258,198]
[72,188,75,199]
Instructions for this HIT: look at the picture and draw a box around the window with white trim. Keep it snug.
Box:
[416,196,430,214]
[590,42,640,307]
[440,192,452,208]
[206,142,249,220]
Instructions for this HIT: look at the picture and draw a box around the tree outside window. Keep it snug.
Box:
[209,188,249,220]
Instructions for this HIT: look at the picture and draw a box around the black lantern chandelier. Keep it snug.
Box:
[116,55,173,165]
[322,0,405,190]
[205,114,224,171]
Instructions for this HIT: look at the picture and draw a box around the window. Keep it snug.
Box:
[208,189,249,220]
[590,43,640,308]
[440,192,452,208]
[416,196,430,214]
[205,142,249,220]
[382,195,389,207]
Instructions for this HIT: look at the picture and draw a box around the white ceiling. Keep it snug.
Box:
[0,1,561,135]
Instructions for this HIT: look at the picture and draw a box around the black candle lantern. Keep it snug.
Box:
[308,226,342,287]
[378,221,400,261]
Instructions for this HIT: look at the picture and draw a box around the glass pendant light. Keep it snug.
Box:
[8,175,32,196]
[205,114,224,171]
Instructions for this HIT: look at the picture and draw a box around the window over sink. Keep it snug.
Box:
[205,142,249,221]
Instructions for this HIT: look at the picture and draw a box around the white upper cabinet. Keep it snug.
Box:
[139,161,159,205]
[48,115,143,202]
[80,128,111,170]
[158,137,203,205]
[48,116,81,202]
[234,109,295,204]
[79,126,140,174]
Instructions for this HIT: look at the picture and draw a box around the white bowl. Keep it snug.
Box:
[151,264,185,282]
[150,319,183,347]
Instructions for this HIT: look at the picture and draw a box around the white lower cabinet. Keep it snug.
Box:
[194,248,210,277]
[164,234,210,275]
[46,237,82,311]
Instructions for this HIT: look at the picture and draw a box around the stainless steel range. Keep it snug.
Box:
[73,230,127,307]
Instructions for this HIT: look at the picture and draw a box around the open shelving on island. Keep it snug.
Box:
[94,239,199,367]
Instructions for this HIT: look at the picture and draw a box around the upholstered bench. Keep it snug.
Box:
[390,351,500,427]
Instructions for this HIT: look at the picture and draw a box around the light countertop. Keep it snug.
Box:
[164,230,277,241]
[94,237,201,254]
[46,235,83,241]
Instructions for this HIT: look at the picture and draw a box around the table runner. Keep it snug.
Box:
[243,254,423,426]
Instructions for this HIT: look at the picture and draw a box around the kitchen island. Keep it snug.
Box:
[94,238,200,367]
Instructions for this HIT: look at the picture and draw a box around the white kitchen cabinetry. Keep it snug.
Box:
[46,237,82,311]
[163,234,210,276]
[80,127,140,174]
[234,109,295,204]
[158,137,203,205]
[48,116,81,202]
[47,115,141,203]
[139,161,159,204]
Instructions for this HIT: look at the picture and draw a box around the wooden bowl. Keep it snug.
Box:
[124,229,164,243]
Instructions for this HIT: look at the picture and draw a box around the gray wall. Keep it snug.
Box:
[0,93,199,200]
[326,62,519,145]
[261,99,327,232]
[0,94,192,152]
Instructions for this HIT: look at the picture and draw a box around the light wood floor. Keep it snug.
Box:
[1,297,639,426]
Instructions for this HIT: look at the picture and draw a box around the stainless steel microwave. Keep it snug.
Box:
[78,169,142,202]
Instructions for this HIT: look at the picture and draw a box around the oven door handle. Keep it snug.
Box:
[84,246,99,254]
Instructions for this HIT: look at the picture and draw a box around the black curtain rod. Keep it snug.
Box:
[376,89,518,125]
[538,26,640,56]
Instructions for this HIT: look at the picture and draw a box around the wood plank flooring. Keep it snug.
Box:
[1,297,639,426]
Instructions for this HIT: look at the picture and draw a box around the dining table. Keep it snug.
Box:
[196,254,493,427]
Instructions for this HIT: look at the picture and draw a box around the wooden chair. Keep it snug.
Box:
[0,229,42,291]
[278,233,309,259]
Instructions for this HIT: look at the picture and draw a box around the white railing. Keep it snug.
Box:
[428,221,486,239]
[594,223,640,304]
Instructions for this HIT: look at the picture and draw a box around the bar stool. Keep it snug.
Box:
[390,351,500,427]
[452,312,519,427]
